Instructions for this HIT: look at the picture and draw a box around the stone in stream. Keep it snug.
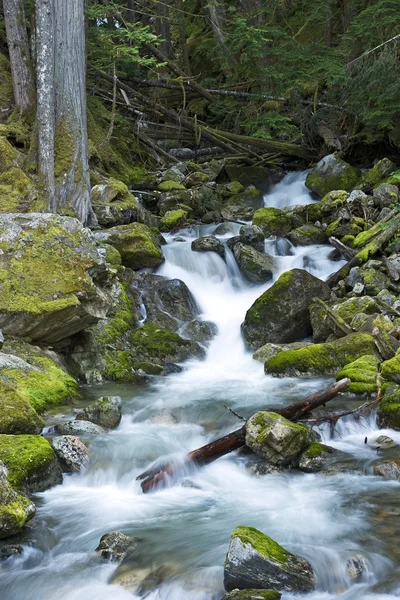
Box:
[252,342,311,364]
[252,207,291,238]
[346,553,369,583]
[96,531,140,562]
[305,154,359,197]
[373,459,400,481]
[378,386,400,430]
[191,235,225,258]
[222,590,281,599]
[288,224,326,246]
[75,396,122,429]
[242,268,331,350]
[54,420,107,435]
[232,243,276,284]
[298,442,335,473]
[239,224,265,252]
[51,436,89,473]
[0,461,36,539]
[180,319,218,343]
[367,435,396,449]
[245,412,315,465]
[224,526,315,593]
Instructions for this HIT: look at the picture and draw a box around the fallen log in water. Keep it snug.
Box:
[137,378,350,493]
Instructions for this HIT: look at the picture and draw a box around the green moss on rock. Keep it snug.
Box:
[0,137,22,174]
[232,526,289,565]
[96,223,164,270]
[222,590,281,600]
[378,387,400,430]
[305,155,359,197]
[265,333,378,377]
[0,435,59,491]
[0,381,44,434]
[358,158,396,188]
[381,355,400,385]
[130,324,204,363]
[253,208,291,237]
[158,180,186,192]
[336,355,379,394]
[159,209,188,232]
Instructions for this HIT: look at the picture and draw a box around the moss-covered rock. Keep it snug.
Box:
[298,442,334,472]
[224,164,282,192]
[265,333,378,377]
[288,224,326,246]
[191,235,225,258]
[91,179,150,227]
[184,171,209,188]
[0,214,116,343]
[0,461,35,539]
[93,222,164,270]
[0,168,45,214]
[0,338,78,413]
[225,188,263,210]
[358,266,391,296]
[0,381,44,434]
[381,354,400,385]
[75,395,121,429]
[158,180,186,192]
[325,218,363,239]
[159,209,188,231]
[305,154,359,197]
[245,411,314,465]
[378,386,400,430]
[224,526,314,593]
[0,435,62,492]
[358,158,396,189]
[129,325,205,364]
[253,342,311,363]
[252,208,291,237]
[336,355,379,394]
[233,243,276,284]
[306,190,349,223]
[158,189,195,216]
[0,137,23,174]
[242,269,331,350]
[222,589,281,600]
[310,296,379,343]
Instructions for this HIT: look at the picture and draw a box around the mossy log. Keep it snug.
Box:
[137,378,350,492]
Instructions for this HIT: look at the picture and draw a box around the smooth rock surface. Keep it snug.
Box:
[75,396,122,429]
[51,436,89,473]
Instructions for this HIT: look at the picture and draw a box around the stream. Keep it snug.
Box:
[2,172,400,600]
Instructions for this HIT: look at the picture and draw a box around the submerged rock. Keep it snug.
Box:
[51,436,89,473]
[75,396,122,429]
[233,243,276,284]
[96,531,139,562]
[224,526,315,593]
[242,269,331,350]
[0,214,116,343]
[346,553,369,583]
[245,412,314,465]
[373,459,400,481]
[0,435,62,493]
[305,154,359,197]
[191,235,225,258]
[0,461,35,539]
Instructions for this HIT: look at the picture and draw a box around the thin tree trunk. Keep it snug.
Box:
[176,0,191,76]
[3,0,35,115]
[156,0,172,58]
[126,0,136,23]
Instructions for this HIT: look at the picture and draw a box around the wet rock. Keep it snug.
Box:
[368,435,396,449]
[378,386,400,430]
[0,538,35,560]
[373,459,400,481]
[0,435,62,493]
[336,355,379,394]
[129,324,205,365]
[221,204,255,221]
[265,333,378,377]
[298,443,335,473]
[214,222,237,236]
[252,208,291,238]
[222,590,281,600]
[96,531,139,562]
[224,526,315,593]
[253,342,311,364]
[0,461,35,540]
[0,214,116,343]
[347,553,368,582]
[288,224,326,246]
[191,235,225,258]
[245,412,314,465]
[0,330,3,349]
[233,243,276,284]
[305,154,359,197]
[373,183,399,208]
[242,269,331,350]
[159,209,188,232]
[75,396,122,429]
[54,420,107,435]
[310,296,379,343]
[239,225,265,252]
[112,562,178,594]
[51,436,89,473]
[180,319,218,342]
[247,461,286,477]
[93,223,164,270]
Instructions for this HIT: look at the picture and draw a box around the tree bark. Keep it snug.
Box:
[36,0,94,224]
[138,378,350,492]
[3,0,35,115]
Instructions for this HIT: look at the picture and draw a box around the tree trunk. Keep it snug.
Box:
[126,0,136,23]
[156,0,172,58]
[36,0,94,224]
[3,0,35,115]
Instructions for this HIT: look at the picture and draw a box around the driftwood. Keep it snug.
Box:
[137,378,350,493]
[326,213,400,288]
[329,236,356,260]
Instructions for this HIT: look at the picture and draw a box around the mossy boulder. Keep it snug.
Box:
[377,386,400,430]
[0,461,35,539]
[225,188,263,210]
[224,164,281,193]
[381,354,400,385]
[373,183,399,208]
[305,154,359,197]
[158,180,186,192]
[310,296,379,343]
[252,208,291,238]
[93,222,164,270]
[253,342,311,363]
[0,137,23,174]
[222,590,281,600]
[0,381,44,435]
[358,158,396,189]
[0,214,116,343]
[239,225,265,252]
[233,243,276,284]
[265,333,378,377]
[129,325,205,364]
[336,355,379,394]
[288,224,326,246]
[306,190,349,223]
[242,269,331,350]
[0,338,78,413]
[224,526,315,593]
[0,435,62,492]
[184,171,209,188]
[245,411,314,465]
[75,395,122,429]
[325,218,363,239]
[357,266,390,296]
[91,179,151,227]
[0,168,44,214]
[159,209,188,232]
[298,442,334,472]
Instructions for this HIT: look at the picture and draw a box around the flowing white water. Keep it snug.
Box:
[2,173,400,600]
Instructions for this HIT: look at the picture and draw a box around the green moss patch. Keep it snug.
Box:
[232,526,289,566]
[159,209,188,232]
[253,207,291,237]
[0,435,56,490]
[0,381,44,434]
[378,387,400,430]
[336,355,379,394]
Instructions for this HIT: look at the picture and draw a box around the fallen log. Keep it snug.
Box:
[137,378,350,493]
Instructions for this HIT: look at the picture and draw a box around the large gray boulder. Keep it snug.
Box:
[305,154,359,197]
[51,436,89,473]
[0,462,35,539]
[224,526,314,593]
[242,269,331,350]
[75,396,122,429]
[0,214,116,343]
[233,243,276,284]
[245,411,314,465]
